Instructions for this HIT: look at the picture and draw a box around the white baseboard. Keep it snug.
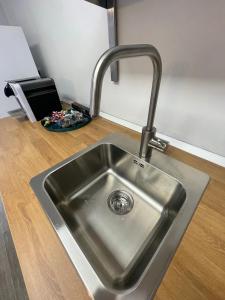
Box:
[0,112,9,119]
[100,112,225,168]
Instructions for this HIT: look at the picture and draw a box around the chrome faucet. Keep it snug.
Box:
[90,44,168,158]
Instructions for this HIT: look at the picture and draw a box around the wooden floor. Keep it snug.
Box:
[0,116,225,300]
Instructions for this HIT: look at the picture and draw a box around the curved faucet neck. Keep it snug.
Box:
[90,44,162,158]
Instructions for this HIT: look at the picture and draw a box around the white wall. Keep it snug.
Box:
[1,0,225,157]
[100,0,225,157]
[0,0,109,105]
[0,3,8,25]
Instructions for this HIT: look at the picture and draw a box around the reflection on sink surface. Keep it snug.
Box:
[44,144,186,290]
[30,134,209,300]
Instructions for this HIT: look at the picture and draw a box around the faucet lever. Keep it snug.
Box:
[149,135,169,152]
[139,126,168,157]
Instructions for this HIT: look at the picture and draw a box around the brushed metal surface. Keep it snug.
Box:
[30,134,209,300]
[89,44,168,158]
[44,144,185,290]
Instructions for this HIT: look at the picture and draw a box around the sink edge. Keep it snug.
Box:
[30,133,209,300]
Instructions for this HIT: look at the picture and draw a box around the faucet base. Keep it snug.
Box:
[139,126,155,158]
[139,126,169,158]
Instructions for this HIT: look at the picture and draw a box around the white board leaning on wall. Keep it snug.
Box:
[0,26,39,118]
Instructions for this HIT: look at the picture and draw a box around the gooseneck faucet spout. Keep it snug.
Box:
[90,44,168,158]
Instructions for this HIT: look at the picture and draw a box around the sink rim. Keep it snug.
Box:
[30,133,209,300]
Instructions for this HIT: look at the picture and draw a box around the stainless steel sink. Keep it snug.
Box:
[30,134,209,300]
[44,143,185,290]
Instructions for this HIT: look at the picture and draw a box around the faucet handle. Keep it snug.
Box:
[149,135,169,152]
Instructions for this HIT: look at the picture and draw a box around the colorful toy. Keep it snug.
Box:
[41,108,91,132]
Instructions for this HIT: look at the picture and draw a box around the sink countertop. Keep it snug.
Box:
[0,116,225,300]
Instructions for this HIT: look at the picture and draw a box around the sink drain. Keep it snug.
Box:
[107,190,134,215]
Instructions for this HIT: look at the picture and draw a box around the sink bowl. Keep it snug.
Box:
[30,134,209,299]
[44,143,186,290]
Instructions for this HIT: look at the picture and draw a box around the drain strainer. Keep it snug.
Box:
[107,190,134,215]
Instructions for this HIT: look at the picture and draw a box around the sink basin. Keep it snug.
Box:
[44,143,186,290]
[30,134,209,299]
